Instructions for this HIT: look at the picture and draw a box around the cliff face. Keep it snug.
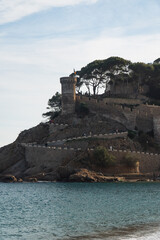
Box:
[0,143,25,174]
[0,123,49,177]
[0,114,127,181]
[0,113,159,182]
[15,123,49,144]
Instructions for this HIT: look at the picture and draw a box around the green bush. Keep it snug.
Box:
[91,146,116,167]
[121,154,137,168]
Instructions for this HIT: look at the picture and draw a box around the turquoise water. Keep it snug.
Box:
[0,182,160,240]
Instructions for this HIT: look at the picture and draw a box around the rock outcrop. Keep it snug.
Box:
[0,174,17,183]
[0,113,159,182]
[0,123,49,178]
[68,168,125,182]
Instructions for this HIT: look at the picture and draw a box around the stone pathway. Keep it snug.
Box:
[21,130,160,156]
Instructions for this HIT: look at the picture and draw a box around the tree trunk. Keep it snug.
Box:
[93,86,96,95]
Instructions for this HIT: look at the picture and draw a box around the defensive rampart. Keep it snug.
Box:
[76,95,160,118]
[110,150,160,173]
[76,95,160,142]
[25,146,78,172]
[24,143,160,174]
[153,117,160,145]
[47,131,128,145]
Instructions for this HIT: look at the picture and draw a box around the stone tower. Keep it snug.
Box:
[60,76,77,115]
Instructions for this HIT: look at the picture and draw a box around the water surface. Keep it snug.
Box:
[0,182,160,239]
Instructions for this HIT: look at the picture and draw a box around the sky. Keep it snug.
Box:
[0,0,160,147]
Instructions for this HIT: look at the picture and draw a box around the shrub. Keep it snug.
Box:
[90,146,116,168]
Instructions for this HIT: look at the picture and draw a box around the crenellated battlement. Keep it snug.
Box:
[76,95,160,143]
[76,95,160,115]
[60,75,160,144]
[60,76,77,84]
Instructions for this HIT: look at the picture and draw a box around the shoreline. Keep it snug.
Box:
[0,168,159,183]
[0,177,160,183]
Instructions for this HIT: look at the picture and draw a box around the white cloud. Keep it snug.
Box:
[82,33,160,63]
[1,32,160,70]
[0,31,160,146]
[0,0,98,24]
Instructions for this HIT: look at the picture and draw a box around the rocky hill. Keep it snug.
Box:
[0,123,49,181]
[0,111,159,183]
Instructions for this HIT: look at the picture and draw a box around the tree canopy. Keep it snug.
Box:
[42,92,61,120]
[154,58,160,64]
[73,56,160,100]
[75,57,131,95]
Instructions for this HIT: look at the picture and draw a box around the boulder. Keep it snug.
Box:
[0,174,17,183]
[69,169,100,182]
[68,168,126,182]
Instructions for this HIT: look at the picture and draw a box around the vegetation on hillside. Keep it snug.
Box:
[88,146,116,168]
[79,146,139,171]
[43,56,160,120]
[72,56,160,100]
[42,92,61,120]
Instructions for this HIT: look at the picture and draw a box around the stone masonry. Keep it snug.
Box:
[153,117,160,145]
[60,76,77,115]
[76,95,160,144]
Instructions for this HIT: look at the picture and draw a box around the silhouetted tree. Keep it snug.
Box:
[42,92,61,120]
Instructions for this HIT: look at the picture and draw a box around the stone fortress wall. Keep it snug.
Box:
[24,140,160,174]
[58,76,160,143]
[25,146,78,173]
[22,76,160,176]
[22,126,160,175]
[153,117,160,145]
[76,95,160,143]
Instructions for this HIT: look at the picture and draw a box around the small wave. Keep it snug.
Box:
[62,223,160,240]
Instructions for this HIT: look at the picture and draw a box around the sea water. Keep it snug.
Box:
[0,182,160,240]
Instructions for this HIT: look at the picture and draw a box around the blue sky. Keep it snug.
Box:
[0,0,160,147]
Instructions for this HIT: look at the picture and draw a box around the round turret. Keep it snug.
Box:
[60,76,77,115]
